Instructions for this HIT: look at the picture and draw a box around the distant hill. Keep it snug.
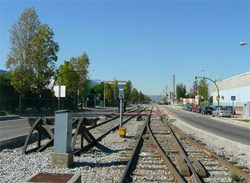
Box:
[0,69,6,74]
[148,95,164,101]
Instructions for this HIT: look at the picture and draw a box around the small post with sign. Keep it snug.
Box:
[118,81,126,137]
[231,96,236,117]
[54,85,66,110]
[119,89,124,128]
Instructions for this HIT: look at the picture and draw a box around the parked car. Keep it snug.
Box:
[225,106,236,115]
[212,107,232,117]
[187,103,193,111]
[212,106,222,117]
[201,106,213,115]
[182,104,188,110]
[192,105,202,113]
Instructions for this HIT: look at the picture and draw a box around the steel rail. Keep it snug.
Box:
[156,105,202,183]
[162,118,202,182]
[157,105,250,182]
[75,106,147,156]
[87,106,139,131]
[120,106,152,183]
[147,108,187,183]
[169,123,250,182]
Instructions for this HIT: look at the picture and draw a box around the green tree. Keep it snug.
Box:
[105,83,113,101]
[71,53,89,95]
[176,83,186,101]
[124,80,132,101]
[91,84,104,100]
[112,80,119,100]
[138,91,144,102]
[56,53,89,100]
[198,78,209,102]
[6,8,40,95]
[131,88,139,103]
[32,24,59,95]
[56,61,79,97]
[6,8,59,113]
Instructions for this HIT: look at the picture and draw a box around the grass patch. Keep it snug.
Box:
[236,119,250,123]
[230,171,241,182]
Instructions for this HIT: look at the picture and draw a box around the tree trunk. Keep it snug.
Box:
[19,94,22,115]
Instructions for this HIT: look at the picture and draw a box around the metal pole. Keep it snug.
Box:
[58,85,60,110]
[232,100,234,118]
[103,82,105,107]
[195,76,220,107]
[120,99,122,127]
[77,89,79,105]
[173,75,175,105]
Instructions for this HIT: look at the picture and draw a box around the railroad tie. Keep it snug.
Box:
[189,156,207,178]
[175,155,191,176]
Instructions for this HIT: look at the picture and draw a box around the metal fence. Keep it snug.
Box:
[0,83,119,116]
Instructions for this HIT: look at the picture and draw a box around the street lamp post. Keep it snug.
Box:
[195,76,220,106]
[240,42,248,46]
[103,82,105,107]
[239,41,250,79]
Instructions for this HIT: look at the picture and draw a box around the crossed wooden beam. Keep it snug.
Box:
[22,117,99,154]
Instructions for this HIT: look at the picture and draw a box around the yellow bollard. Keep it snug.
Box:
[118,127,126,137]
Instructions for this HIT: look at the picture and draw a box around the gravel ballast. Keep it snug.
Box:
[0,117,145,183]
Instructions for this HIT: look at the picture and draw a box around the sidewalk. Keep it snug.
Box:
[211,115,250,129]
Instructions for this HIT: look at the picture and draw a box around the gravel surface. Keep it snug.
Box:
[0,117,145,183]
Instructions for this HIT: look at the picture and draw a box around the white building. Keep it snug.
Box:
[211,71,250,107]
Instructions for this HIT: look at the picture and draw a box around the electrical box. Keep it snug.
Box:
[243,102,250,118]
[54,110,72,153]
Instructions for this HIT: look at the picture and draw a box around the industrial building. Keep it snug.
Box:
[211,71,250,107]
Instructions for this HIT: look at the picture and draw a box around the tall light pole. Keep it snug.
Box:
[103,81,106,107]
[173,74,175,105]
[195,76,220,106]
[240,42,250,70]
[240,42,248,46]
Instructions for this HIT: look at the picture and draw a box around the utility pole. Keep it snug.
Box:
[173,75,175,105]
[165,85,168,104]
[103,82,105,107]
[195,76,220,106]
[166,85,168,97]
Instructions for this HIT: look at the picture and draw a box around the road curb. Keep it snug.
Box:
[210,116,250,129]
[0,132,38,151]
[0,115,21,121]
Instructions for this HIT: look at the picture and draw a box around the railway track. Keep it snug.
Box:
[120,104,250,183]
[14,106,142,154]
[74,106,147,155]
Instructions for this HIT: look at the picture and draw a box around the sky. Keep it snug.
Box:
[0,0,249,95]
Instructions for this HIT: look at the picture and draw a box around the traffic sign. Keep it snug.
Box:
[231,96,236,101]
[119,89,124,100]
[216,95,220,101]
[118,84,124,90]
[54,85,66,98]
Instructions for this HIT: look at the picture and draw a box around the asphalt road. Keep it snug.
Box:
[0,118,30,140]
[165,106,250,146]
